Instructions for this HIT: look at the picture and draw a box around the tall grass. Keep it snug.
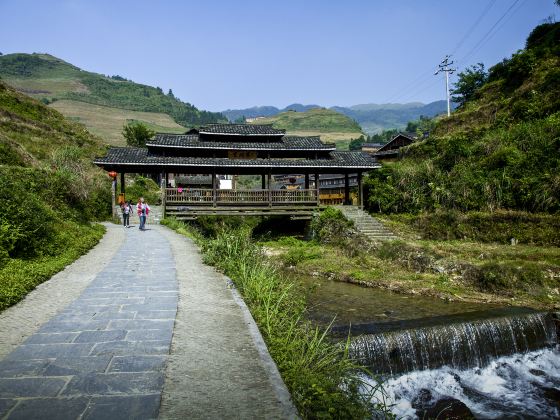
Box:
[162,218,390,419]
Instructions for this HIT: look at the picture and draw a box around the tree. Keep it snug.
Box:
[451,63,488,107]
[233,115,246,124]
[349,135,365,150]
[122,122,155,147]
[167,89,174,98]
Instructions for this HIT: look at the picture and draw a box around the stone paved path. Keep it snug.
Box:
[0,226,177,419]
[0,224,296,419]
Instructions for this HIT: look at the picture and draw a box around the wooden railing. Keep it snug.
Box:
[165,188,318,206]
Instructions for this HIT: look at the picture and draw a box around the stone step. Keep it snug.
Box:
[336,205,396,241]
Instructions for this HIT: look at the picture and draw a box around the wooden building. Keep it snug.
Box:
[94,124,380,218]
[361,143,384,154]
[374,132,416,160]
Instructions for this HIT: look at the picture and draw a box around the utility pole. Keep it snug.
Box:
[435,55,456,117]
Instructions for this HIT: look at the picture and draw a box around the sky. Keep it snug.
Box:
[0,0,558,111]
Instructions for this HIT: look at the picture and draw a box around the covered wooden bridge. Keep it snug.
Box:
[94,124,380,219]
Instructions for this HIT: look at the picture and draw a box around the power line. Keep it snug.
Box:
[458,0,528,67]
[383,0,497,104]
[451,0,497,56]
[457,0,521,66]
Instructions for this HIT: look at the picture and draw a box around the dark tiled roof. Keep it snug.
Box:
[94,148,379,170]
[199,124,285,136]
[147,134,335,151]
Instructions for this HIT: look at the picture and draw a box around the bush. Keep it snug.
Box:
[407,210,560,245]
[311,207,354,244]
[463,261,547,293]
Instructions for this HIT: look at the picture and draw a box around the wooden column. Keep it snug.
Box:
[212,171,217,208]
[120,172,125,194]
[315,173,320,205]
[304,173,310,189]
[268,173,272,207]
[161,173,167,218]
[111,177,117,218]
[261,174,266,190]
[357,172,363,208]
[344,173,350,205]
[165,172,169,187]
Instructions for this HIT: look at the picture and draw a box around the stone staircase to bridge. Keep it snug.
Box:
[337,206,397,241]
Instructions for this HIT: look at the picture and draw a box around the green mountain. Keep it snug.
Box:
[365,22,560,215]
[223,101,450,135]
[249,108,364,149]
[0,53,224,144]
[0,80,109,309]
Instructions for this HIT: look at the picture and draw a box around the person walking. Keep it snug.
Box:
[137,197,150,231]
[121,200,133,228]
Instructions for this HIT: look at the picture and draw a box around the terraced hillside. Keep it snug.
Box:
[0,53,224,144]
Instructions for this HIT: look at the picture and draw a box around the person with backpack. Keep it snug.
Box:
[121,200,133,228]
[137,197,150,231]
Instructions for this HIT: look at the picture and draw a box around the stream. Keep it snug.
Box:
[296,273,560,419]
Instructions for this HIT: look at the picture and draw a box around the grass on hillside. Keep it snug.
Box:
[50,100,186,145]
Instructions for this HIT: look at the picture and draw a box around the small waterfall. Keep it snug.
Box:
[350,312,558,374]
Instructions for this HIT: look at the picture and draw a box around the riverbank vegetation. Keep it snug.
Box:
[161,217,391,419]
[260,208,560,311]
[0,81,109,310]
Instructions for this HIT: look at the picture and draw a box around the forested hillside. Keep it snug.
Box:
[0,80,109,309]
[0,53,225,143]
[366,22,560,215]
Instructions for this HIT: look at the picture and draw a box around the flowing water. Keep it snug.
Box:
[295,273,560,418]
[367,348,560,419]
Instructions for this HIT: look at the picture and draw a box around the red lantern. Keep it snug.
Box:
[107,171,117,179]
